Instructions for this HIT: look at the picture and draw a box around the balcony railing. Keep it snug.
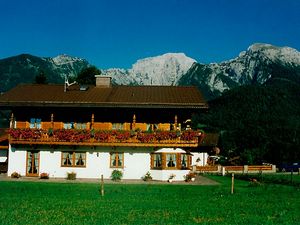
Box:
[14,121,173,132]
[8,128,203,148]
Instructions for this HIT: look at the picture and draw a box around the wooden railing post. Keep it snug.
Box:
[231,173,235,194]
[51,113,54,129]
[10,113,14,128]
[132,114,136,130]
[100,174,104,196]
[91,114,94,130]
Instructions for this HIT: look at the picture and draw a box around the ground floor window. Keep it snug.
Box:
[166,153,177,168]
[110,152,124,168]
[26,151,39,176]
[151,153,191,170]
[61,152,86,167]
[153,153,162,169]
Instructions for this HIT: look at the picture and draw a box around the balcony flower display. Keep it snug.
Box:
[9,128,41,140]
[114,131,131,142]
[9,127,202,145]
[136,132,156,143]
[180,130,198,141]
[94,131,110,142]
[155,131,178,141]
[53,129,90,142]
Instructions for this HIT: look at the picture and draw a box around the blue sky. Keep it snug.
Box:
[1,0,299,69]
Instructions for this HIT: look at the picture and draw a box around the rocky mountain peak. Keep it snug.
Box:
[246,43,300,65]
[51,54,87,66]
[102,52,196,86]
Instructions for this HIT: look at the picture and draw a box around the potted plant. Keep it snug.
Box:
[11,171,21,178]
[142,171,153,181]
[168,174,176,183]
[184,173,196,182]
[67,172,76,180]
[40,172,49,179]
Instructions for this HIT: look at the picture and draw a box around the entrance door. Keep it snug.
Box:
[26,151,39,176]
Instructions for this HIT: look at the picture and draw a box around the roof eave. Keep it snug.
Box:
[0,101,209,109]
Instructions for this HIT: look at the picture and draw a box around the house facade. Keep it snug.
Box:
[0,76,210,181]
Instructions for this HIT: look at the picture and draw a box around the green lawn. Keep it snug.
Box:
[0,176,300,225]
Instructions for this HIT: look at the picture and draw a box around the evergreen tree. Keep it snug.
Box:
[35,70,47,84]
[76,66,101,85]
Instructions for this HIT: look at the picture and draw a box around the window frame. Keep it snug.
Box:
[29,118,42,129]
[166,153,177,169]
[152,153,162,169]
[110,152,124,168]
[151,153,191,170]
[61,151,86,168]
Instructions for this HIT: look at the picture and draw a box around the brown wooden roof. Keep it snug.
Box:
[0,84,208,109]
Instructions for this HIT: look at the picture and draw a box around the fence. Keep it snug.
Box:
[194,165,276,174]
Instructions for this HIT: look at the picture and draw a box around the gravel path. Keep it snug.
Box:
[0,173,219,185]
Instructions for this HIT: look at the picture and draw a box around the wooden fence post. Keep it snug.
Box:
[231,173,234,194]
[100,174,104,196]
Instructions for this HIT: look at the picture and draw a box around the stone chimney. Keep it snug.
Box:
[95,75,111,88]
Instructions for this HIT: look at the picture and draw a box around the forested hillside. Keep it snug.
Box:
[193,78,300,164]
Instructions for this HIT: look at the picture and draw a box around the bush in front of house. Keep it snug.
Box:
[184,173,196,182]
[111,170,123,181]
[67,172,77,180]
[40,172,49,179]
[11,172,21,178]
[142,171,153,181]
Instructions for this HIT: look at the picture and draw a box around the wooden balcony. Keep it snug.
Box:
[14,121,173,131]
[8,127,202,148]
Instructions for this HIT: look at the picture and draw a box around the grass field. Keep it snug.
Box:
[0,176,300,225]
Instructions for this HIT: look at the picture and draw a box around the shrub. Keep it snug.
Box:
[40,172,49,179]
[184,173,196,182]
[111,170,123,181]
[169,174,176,180]
[11,172,21,178]
[142,171,153,181]
[67,172,76,180]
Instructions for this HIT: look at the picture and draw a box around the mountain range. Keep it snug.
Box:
[0,54,89,92]
[0,43,299,100]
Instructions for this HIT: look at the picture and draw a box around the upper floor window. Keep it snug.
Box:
[61,152,86,167]
[75,123,87,130]
[30,118,41,129]
[112,123,124,130]
[64,122,74,129]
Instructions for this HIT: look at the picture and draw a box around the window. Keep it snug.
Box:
[166,153,176,168]
[110,152,124,168]
[153,153,162,169]
[26,151,39,176]
[61,152,86,167]
[181,154,188,169]
[76,123,86,130]
[30,118,41,129]
[151,153,190,170]
[112,123,124,130]
[64,122,74,129]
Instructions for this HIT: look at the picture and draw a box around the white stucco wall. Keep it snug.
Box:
[7,145,206,180]
[151,169,190,181]
[191,152,208,166]
[8,145,27,176]
[7,146,151,179]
